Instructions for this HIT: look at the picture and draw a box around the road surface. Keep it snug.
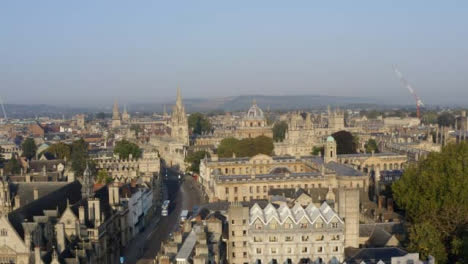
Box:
[122,168,204,264]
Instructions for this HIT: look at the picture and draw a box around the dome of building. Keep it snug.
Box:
[326,136,335,142]
[246,100,264,120]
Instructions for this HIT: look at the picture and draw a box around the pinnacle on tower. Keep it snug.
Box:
[176,86,183,107]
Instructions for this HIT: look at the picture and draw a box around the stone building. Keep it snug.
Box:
[94,150,160,183]
[274,108,357,156]
[227,188,359,264]
[0,165,135,263]
[234,100,273,139]
[149,88,189,170]
[156,213,226,264]
[122,105,131,123]
[193,101,273,148]
[199,137,369,203]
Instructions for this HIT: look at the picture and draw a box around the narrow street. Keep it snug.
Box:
[122,168,204,264]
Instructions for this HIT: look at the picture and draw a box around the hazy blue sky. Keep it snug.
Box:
[1,1,467,106]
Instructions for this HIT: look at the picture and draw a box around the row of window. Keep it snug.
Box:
[253,234,340,242]
[219,164,304,175]
[226,182,325,195]
[254,245,340,255]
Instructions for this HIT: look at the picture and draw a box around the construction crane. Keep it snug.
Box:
[393,66,424,119]
[0,95,7,122]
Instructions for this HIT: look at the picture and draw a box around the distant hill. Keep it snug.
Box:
[3,94,402,118]
[131,94,382,113]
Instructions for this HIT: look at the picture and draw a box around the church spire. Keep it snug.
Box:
[176,86,183,108]
[112,100,120,120]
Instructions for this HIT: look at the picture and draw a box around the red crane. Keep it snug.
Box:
[393,66,424,119]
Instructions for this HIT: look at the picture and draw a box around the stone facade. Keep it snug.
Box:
[94,150,160,183]
[274,108,358,156]
[228,188,359,264]
[149,88,189,170]
[199,137,368,203]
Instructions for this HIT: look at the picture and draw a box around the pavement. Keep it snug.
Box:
[122,168,205,264]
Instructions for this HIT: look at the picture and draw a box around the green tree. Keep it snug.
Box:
[437,112,455,127]
[71,138,89,176]
[188,113,212,135]
[47,142,71,160]
[21,138,37,160]
[364,139,379,153]
[272,121,288,142]
[217,137,239,158]
[393,143,468,263]
[114,139,142,159]
[96,169,113,184]
[252,135,274,156]
[311,146,324,156]
[4,156,21,175]
[217,136,274,158]
[185,151,210,173]
[331,130,357,154]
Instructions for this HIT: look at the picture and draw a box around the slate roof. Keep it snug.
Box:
[10,182,70,207]
[8,181,83,238]
[345,247,408,264]
[28,159,65,173]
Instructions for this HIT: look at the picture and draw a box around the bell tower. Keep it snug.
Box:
[112,100,121,128]
[324,136,337,163]
[171,87,189,145]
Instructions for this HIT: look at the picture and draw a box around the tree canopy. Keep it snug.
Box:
[71,138,90,176]
[331,130,357,154]
[437,112,456,127]
[188,113,212,135]
[272,121,288,142]
[217,136,274,158]
[47,142,71,160]
[21,138,37,160]
[217,137,239,158]
[3,155,21,175]
[393,143,468,263]
[185,151,210,173]
[311,146,324,156]
[114,139,142,159]
[96,169,113,184]
[364,139,379,153]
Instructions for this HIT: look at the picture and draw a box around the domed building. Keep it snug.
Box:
[235,100,273,139]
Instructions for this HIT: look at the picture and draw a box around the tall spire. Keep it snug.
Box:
[176,86,182,108]
[112,100,120,120]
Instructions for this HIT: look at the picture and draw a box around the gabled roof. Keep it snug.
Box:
[248,201,342,225]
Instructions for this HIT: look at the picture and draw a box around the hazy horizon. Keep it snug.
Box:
[1,1,467,106]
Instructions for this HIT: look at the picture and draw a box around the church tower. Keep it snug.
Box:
[324,136,337,163]
[81,163,94,199]
[122,105,130,123]
[112,100,121,128]
[170,88,189,145]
